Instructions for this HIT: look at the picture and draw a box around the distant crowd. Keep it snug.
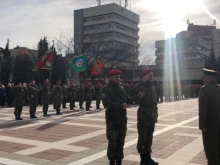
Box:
[0,81,202,109]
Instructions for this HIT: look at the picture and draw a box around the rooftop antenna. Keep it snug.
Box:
[97,0,101,6]
[125,0,128,8]
[187,18,190,25]
[213,19,216,26]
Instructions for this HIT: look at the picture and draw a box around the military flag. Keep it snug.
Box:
[32,46,54,71]
[91,58,104,76]
[72,54,88,73]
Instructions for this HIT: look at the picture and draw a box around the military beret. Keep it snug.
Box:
[108,69,121,76]
[141,68,152,77]
[86,81,90,85]
[44,78,49,82]
[203,68,219,76]
[56,80,60,83]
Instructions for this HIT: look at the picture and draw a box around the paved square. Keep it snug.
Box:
[0,99,206,165]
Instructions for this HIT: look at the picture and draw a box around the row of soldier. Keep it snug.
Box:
[12,79,102,120]
[122,82,202,104]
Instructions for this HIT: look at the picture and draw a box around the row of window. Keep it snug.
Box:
[84,23,138,35]
[84,13,138,27]
[84,32,138,44]
[156,45,211,54]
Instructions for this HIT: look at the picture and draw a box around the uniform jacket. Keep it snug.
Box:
[199,81,220,132]
[102,82,127,124]
[12,87,24,106]
[137,81,158,119]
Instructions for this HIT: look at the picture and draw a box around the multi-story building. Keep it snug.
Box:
[74,3,140,68]
[154,24,220,83]
[155,31,211,82]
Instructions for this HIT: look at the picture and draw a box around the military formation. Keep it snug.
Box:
[1,67,214,165]
[3,79,103,120]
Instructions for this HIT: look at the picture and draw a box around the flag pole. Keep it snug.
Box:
[50,40,54,84]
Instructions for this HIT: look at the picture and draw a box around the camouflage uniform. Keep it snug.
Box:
[54,83,62,115]
[41,83,50,116]
[95,83,102,109]
[13,85,25,120]
[85,84,92,111]
[68,84,76,110]
[78,84,84,109]
[102,81,127,163]
[28,84,39,118]
[137,81,158,164]
[62,85,68,108]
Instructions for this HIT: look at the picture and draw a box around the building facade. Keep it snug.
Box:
[74,3,140,68]
[154,24,220,83]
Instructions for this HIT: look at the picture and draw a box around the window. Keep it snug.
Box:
[84,17,90,22]
[99,15,105,20]
[106,14,113,19]
[91,16,99,21]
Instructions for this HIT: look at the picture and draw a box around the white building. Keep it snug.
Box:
[74,3,140,68]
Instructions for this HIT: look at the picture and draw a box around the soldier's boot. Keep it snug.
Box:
[18,116,23,120]
[56,109,62,115]
[140,154,150,165]
[116,159,122,165]
[109,160,115,165]
[145,152,158,165]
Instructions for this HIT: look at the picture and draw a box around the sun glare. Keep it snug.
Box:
[137,0,204,38]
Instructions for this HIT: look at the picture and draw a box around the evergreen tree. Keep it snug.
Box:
[37,36,49,59]
[0,39,12,85]
[205,52,217,70]
[36,36,49,84]
[13,55,33,83]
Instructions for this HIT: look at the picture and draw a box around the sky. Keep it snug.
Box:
[0,0,220,61]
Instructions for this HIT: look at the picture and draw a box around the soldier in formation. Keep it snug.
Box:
[85,81,92,111]
[13,82,25,120]
[137,68,158,165]
[102,69,127,165]
[28,80,39,119]
[41,79,50,117]
[78,83,85,109]
[95,82,102,109]
[68,81,76,110]
[54,80,62,115]
[62,84,68,108]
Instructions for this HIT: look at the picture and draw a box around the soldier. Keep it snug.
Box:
[13,82,24,120]
[51,85,56,109]
[54,80,62,115]
[199,68,220,165]
[85,81,92,111]
[62,84,68,108]
[28,80,39,119]
[68,81,76,110]
[102,69,127,165]
[41,79,50,116]
[95,82,102,109]
[137,68,158,165]
[78,83,84,109]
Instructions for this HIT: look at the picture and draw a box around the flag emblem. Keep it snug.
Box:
[76,59,84,67]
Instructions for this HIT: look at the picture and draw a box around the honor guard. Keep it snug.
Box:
[102,69,127,165]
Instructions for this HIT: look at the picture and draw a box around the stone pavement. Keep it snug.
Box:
[0,99,206,165]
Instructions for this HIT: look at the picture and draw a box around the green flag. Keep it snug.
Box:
[72,54,87,73]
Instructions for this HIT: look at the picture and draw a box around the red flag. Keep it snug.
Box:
[32,47,54,71]
[91,58,103,76]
